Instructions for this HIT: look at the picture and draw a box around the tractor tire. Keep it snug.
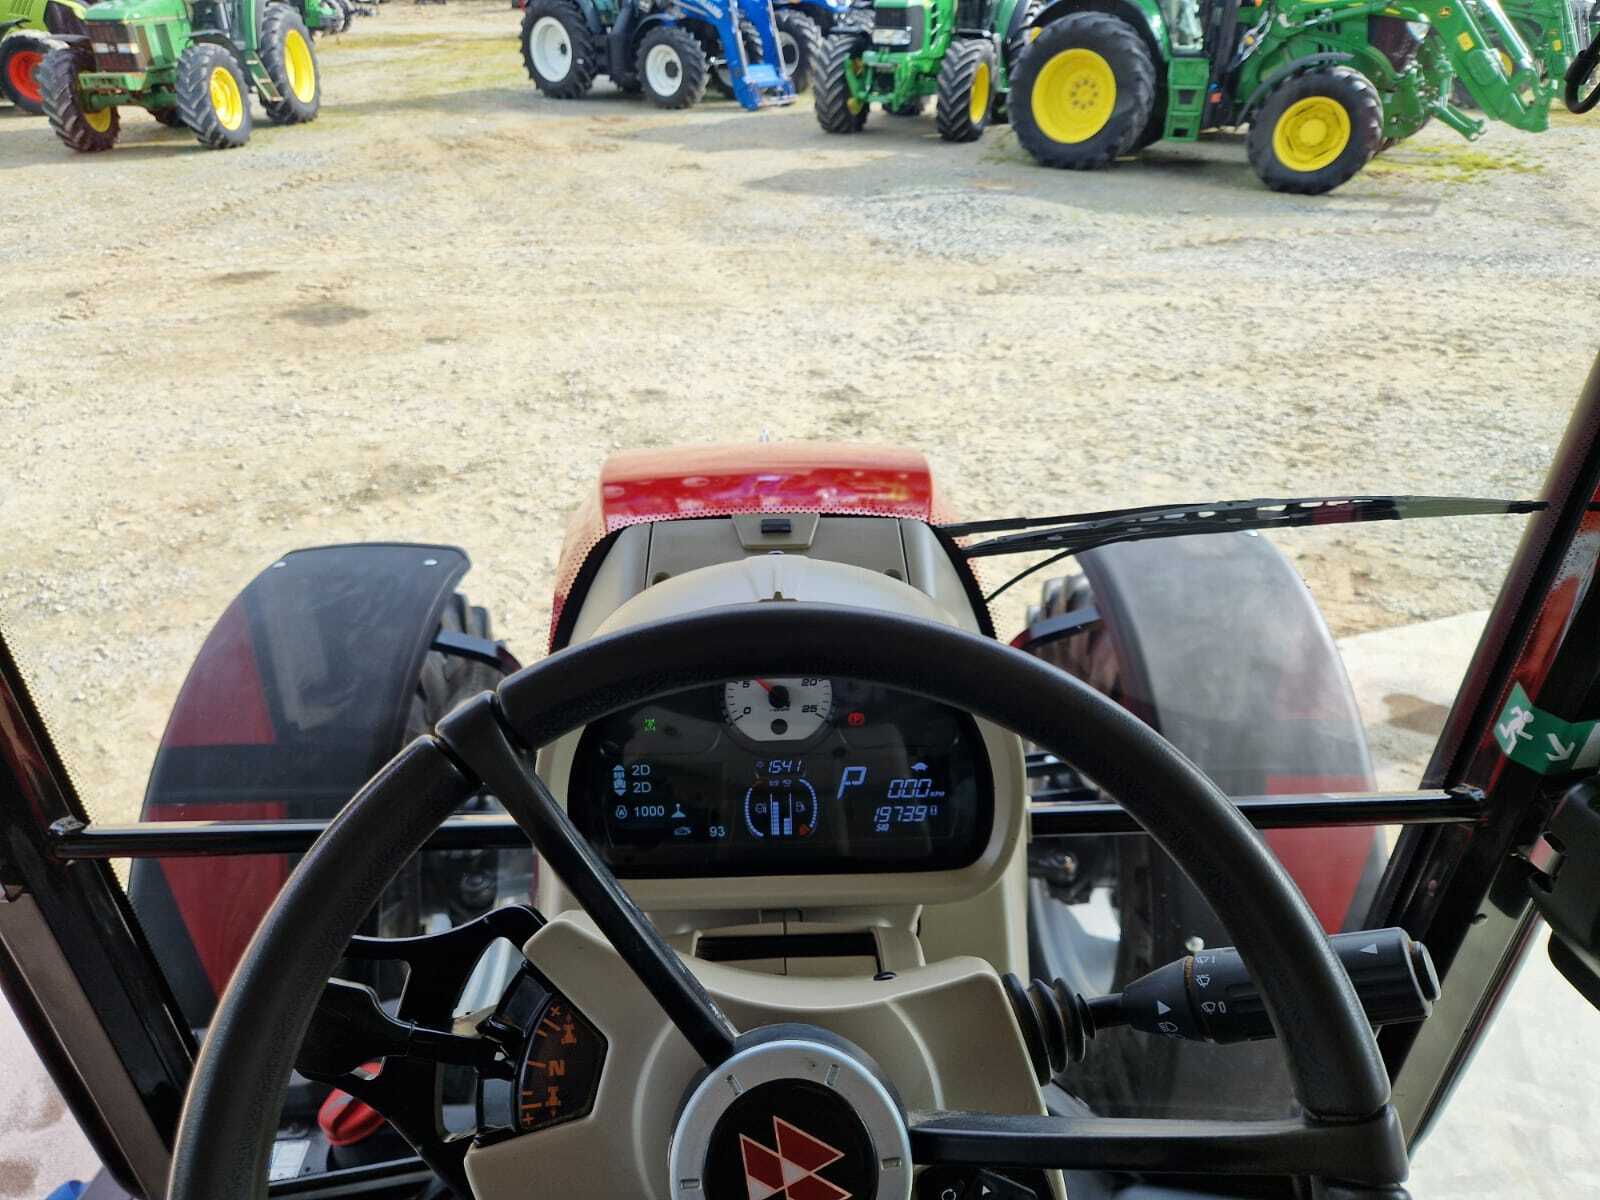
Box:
[520,0,599,98]
[177,43,253,148]
[0,34,53,115]
[150,104,187,127]
[37,47,119,152]
[775,8,823,92]
[637,25,708,109]
[261,5,322,125]
[886,95,925,116]
[814,31,869,132]
[1011,12,1155,169]
[316,0,350,35]
[935,37,996,142]
[1248,66,1382,194]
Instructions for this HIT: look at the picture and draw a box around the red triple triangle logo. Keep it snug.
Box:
[738,1116,851,1200]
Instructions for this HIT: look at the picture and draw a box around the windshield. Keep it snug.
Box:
[4,0,1600,1195]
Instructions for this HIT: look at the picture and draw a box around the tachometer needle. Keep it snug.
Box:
[754,679,774,693]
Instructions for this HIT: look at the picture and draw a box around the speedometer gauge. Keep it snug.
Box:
[722,678,833,742]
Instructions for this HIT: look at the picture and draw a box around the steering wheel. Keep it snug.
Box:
[1566,35,1600,113]
[167,604,1409,1199]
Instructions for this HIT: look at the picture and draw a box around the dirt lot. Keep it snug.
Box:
[3,1,1593,822]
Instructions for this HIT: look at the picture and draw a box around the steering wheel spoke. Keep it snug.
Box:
[908,1109,1410,1188]
[294,906,546,1198]
[436,692,741,1068]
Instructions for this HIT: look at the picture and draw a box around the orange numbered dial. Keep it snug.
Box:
[516,996,607,1133]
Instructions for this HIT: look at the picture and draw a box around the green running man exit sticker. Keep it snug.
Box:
[1494,683,1600,775]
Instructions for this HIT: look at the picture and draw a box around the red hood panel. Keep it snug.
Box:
[550,443,938,648]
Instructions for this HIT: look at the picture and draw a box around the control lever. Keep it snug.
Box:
[1003,927,1439,1084]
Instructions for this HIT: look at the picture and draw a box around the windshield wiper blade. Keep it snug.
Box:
[944,495,1547,603]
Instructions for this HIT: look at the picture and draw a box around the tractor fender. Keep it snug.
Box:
[38,0,88,38]
[0,20,20,36]
[128,543,481,1030]
[1236,50,1356,122]
[187,27,249,64]
[1029,0,1169,66]
[567,0,608,37]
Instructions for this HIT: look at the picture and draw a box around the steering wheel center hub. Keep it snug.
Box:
[668,1031,913,1200]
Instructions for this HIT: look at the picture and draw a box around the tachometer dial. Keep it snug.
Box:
[722,677,833,742]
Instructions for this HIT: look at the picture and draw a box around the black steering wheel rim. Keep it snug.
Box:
[169,602,1399,1199]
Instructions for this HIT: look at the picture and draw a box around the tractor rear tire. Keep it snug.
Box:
[1011,12,1154,169]
[150,105,187,127]
[321,0,352,34]
[774,9,823,92]
[1,34,53,115]
[520,0,599,98]
[814,31,869,132]
[176,43,254,149]
[935,37,996,142]
[637,25,708,109]
[1247,66,1382,194]
[37,47,119,152]
[886,95,925,116]
[261,5,322,125]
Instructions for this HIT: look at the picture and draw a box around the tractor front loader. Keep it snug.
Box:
[1006,0,1591,192]
[0,0,85,113]
[813,0,1033,141]
[36,0,336,151]
[519,0,796,111]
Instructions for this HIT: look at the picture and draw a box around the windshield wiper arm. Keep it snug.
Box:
[944,495,1548,602]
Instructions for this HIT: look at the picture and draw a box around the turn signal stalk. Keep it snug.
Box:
[1003,927,1440,1084]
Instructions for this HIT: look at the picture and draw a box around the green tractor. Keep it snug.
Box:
[1,0,84,113]
[1005,0,1591,192]
[813,0,1036,140]
[35,0,329,151]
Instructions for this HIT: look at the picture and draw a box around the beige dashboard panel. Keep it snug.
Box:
[463,914,1055,1200]
[532,554,1028,915]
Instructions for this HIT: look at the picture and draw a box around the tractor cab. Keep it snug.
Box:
[7,395,1600,1199]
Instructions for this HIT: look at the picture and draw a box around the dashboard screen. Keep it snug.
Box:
[568,678,993,877]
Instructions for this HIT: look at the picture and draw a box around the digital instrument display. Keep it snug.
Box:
[569,679,992,876]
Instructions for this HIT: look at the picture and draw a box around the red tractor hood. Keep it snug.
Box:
[549,443,941,648]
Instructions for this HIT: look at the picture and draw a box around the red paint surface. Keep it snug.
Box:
[318,1071,388,1146]
[162,599,276,748]
[550,443,938,647]
[145,801,288,995]
[1262,774,1377,932]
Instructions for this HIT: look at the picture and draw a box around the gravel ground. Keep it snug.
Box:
[3,1,1591,822]
[0,5,1597,1191]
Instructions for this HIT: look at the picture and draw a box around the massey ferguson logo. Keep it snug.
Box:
[738,1116,851,1200]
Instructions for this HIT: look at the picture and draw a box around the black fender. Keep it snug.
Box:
[1029,0,1166,66]
[187,27,249,63]
[1237,50,1357,122]
[128,543,480,1031]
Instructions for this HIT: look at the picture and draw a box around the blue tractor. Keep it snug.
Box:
[738,0,862,93]
[520,0,797,109]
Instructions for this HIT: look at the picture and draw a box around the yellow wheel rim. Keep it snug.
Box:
[84,105,113,132]
[209,64,244,131]
[1271,95,1351,173]
[1030,47,1116,144]
[285,29,316,103]
[969,60,991,123]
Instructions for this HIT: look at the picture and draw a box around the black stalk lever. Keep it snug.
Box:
[1004,927,1439,1084]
